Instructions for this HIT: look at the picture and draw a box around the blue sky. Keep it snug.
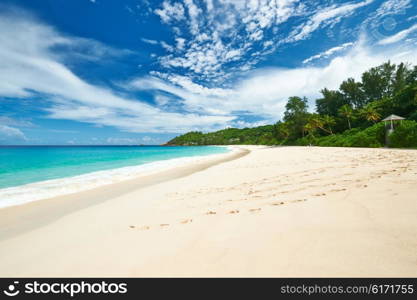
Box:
[0,0,416,145]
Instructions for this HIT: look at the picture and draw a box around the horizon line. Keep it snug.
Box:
[0,144,168,147]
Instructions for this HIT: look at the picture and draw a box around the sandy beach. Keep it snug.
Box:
[0,146,416,277]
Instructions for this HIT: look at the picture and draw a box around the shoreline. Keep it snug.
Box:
[1,146,416,277]
[0,146,233,209]
[0,146,249,241]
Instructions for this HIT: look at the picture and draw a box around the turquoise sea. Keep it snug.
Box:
[0,146,229,207]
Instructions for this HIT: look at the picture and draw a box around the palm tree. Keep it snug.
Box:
[308,115,334,135]
[303,122,317,138]
[338,104,354,129]
[321,115,336,134]
[360,104,381,124]
[275,122,290,140]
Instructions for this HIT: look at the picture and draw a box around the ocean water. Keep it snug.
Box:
[0,145,230,207]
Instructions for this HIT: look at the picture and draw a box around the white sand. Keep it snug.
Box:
[0,146,416,277]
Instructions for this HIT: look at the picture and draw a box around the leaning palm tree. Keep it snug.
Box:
[303,122,317,138]
[360,104,381,124]
[321,115,336,135]
[338,104,354,129]
[308,115,333,135]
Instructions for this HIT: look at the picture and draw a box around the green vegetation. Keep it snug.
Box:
[295,123,386,148]
[167,61,417,148]
[168,125,279,146]
[389,121,417,148]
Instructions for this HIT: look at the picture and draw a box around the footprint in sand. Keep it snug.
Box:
[249,208,261,213]
[271,201,285,206]
[180,219,192,224]
[330,188,347,192]
[206,211,217,215]
[160,224,170,228]
[229,210,239,214]
[291,199,307,203]
[313,193,326,196]
[130,225,151,230]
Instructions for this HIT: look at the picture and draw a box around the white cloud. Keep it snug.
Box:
[105,136,159,145]
[149,0,380,82]
[287,0,374,43]
[161,41,175,52]
[141,38,158,45]
[151,0,308,81]
[0,9,235,133]
[141,136,152,142]
[184,0,201,35]
[0,116,34,127]
[205,0,213,12]
[372,0,411,19]
[106,137,141,145]
[175,37,186,50]
[364,0,413,38]
[378,23,417,45]
[235,40,416,115]
[154,1,185,23]
[0,125,26,140]
[303,42,355,64]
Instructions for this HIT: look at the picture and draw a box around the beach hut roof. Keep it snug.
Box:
[382,114,405,122]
